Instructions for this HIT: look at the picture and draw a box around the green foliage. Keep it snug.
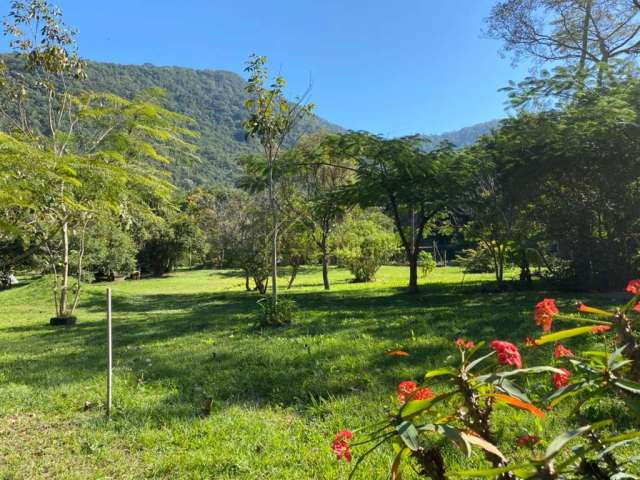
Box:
[82,222,137,280]
[341,283,640,479]
[419,251,437,278]
[334,209,397,282]
[330,131,474,292]
[456,247,495,274]
[137,212,205,277]
[256,295,296,327]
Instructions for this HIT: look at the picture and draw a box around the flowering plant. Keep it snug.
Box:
[332,280,640,479]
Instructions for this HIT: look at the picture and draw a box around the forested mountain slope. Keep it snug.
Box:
[0,56,341,187]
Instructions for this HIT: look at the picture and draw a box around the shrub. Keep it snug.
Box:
[456,247,495,273]
[331,279,640,479]
[419,251,437,278]
[335,211,397,282]
[256,296,295,327]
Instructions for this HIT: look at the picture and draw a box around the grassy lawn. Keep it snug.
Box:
[0,266,621,479]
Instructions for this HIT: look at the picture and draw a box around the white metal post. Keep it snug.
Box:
[107,288,112,417]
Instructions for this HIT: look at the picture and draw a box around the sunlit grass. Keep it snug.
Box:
[0,266,617,479]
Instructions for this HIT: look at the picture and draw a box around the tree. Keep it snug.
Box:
[0,1,198,319]
[486,0,640,76]
[289,133,355,290]
[243,54,314,305]
[83,220,137,281]
[335,132,472,293]
[470,73,640,290]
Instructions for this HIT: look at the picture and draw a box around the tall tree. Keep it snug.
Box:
[290,133,355,290]
[336,132,472,293]
[243,55,314,305]
[0,1,198,319]
[486,0,640,75]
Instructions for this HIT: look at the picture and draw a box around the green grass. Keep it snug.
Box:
[0,266,620,479]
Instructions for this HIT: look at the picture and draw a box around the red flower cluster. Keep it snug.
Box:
[396,381,434,404]
[332,430,353,462]
[517,434,541,448]
[397,381,417,404]
[455,338,475,349]
[553,368,571,389]
[554,344,573,359]
[634,303,640,313]
[591,324,612,334]
[414,387,435,401]
[535,298,559,332]
[627,279,640,295]
[490,340,522,369]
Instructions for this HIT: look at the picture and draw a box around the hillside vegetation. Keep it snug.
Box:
[0,55,341,187]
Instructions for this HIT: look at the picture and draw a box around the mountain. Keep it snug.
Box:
[2,55,499,187]
[0,56,341,188]
[423,119,502,149]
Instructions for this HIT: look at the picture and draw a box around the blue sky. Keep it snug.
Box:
[0,0,530,136]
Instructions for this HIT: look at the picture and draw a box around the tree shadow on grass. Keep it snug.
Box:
[0,275,590,423]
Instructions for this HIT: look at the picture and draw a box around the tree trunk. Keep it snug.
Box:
[321,241,330,291]
[59,220,69,317]
[287,264,299,289]
[245,271,251,291]
[268,161,278,304]
[408,252,419,294]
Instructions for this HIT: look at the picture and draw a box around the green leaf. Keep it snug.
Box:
[424,367,457,379]
[400,392,455,420]
[420,424,471,457]
[544,420,613,461]
[615,379,640,395]
[546,381,590,407]
[608,345,627,369]
[448,464,533,478]
[396,421,420,451]
[495,377,530,403]
[477,366,565,383]
[535,326,599,345]
[400,399,434,419]
[391,448,409,480]
[466,350,495,372]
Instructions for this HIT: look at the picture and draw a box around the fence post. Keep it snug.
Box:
[106,288,112,418]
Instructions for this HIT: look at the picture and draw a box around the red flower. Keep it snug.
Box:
[517,434,541,448]
[553,368,571,389]
[591,324,612,334]
[525,336,540,348]
[414,387,435,401]
[332,430,353,462]
[456,338,475,349]
[490,340,523,369]
[535,298,559,332]
[554,344,574,359]
[397,380,417,404]
[633,303,640,314]
[626,280,640,295]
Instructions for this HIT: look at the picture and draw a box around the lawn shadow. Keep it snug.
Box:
[1,272,584,423]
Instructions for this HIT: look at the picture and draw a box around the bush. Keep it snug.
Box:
[419,251,437,278]
[335,210,397,282]
[456,247,495,273]
[331,279,640,479]
[256,296,295,327]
